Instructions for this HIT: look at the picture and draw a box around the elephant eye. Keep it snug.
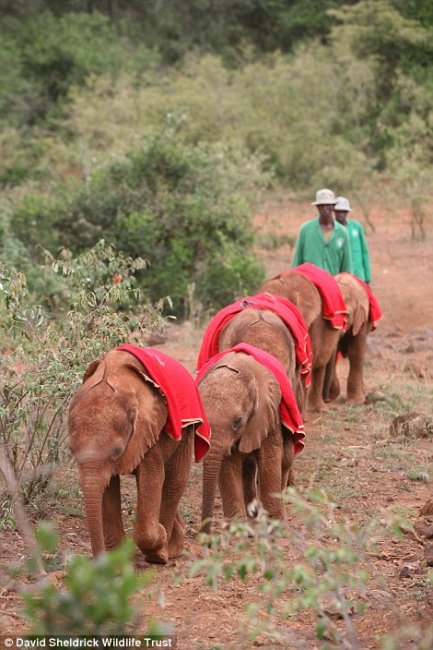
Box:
[111,444,123,459]
[232,415,243,431]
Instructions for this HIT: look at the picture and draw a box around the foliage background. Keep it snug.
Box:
[1,0,433,317]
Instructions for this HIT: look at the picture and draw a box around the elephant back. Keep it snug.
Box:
[260,273,321,327]
[219,308,296,382]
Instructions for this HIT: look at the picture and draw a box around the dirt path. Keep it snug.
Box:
[1,202,433,648]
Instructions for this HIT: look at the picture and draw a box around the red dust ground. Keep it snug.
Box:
[1,202,433,649]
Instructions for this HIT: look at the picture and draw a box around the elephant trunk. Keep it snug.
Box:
[79,465,110,558]
[201,441,225,535]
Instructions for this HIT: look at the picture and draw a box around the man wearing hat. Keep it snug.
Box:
[291,188,352,275]
[334,196,372,283]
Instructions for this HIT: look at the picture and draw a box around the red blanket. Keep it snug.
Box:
[340,273,383,330]
[196,343,305,455]
[117,344,211,462]
[289,263,347,329]
[196,293,312,385]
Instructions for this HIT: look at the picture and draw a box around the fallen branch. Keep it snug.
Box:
[0,446,45,575]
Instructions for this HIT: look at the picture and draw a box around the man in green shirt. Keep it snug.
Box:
[291,188,353,275]
[334,196,372,283]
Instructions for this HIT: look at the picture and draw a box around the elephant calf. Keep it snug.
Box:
[327,273,382,403]
[196,292,312,415]
[197,343,305,534]
[261,265,346,412]
[69,345,210,564]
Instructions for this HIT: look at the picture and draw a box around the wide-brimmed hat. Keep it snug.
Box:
[334,196,352,212]
[312,188,337,205]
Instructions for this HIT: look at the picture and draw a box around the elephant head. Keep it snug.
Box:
[68,349,167,557]
[198,352,283,533]
[335,273,369,336]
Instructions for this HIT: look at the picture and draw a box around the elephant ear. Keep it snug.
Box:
[352,304,368,336]
[82,359,105,386]
[109,364,168,475]
[239,364,281,454]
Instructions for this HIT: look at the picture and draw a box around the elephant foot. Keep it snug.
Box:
[104,534,125,551]
[264,505,285,522]
[307,399,327,414]
[326,378,341,402]
[286,466,295,487]
[167,515,185,559]
[308,385,327,412]
[135,523,168,564]
[281,467,295,489]
[144,547,169,565]
[347,392,366,404]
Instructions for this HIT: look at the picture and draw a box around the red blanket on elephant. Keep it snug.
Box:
[117,344,211,462]
[196,343,305,455]
[288,263,348,330]
[340,273,383,330]
[196,292,312,386]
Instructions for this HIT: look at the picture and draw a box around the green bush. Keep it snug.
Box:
[21,525,153,635]
[0,11,159,127]
[0,243,159,503]
[35,49,378,190]
[193,488,372,647]
[1,1,433,204]
[11,128,268,316]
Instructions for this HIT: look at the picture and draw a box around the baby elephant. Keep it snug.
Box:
[69,344,210,564]
[197,343,304,534]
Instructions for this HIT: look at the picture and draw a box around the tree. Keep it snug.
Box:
[330,0,433,161]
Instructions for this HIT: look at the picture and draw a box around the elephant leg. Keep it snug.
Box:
[294,373,308,417]
[134,446,168,565]
[309,319,341,411]
[347,327,367,403]
[323,349,340,402]
[219,451,247,519]
[160,432,193,559]
[256,434,284,520]
[167,513,185,559]
[329,375,341,402]
[102,474,125,550]
[286,466,295,487]
[242,456,258,515]
[281,435,295,489]
[308,365,327,412]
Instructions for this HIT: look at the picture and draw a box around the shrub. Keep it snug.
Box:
[56,52,377,190]
[0,11,159,127]
[193,488,372,647]
[11,128,268,316]
[19,525,155,635]
[0,242,159,503]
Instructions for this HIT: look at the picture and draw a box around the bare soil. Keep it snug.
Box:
[1,202,433,649]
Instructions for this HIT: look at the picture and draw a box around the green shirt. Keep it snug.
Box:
[346,219,372,282]
[291,217,352,275]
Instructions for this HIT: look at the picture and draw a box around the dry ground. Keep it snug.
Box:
[1,201,433,649]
